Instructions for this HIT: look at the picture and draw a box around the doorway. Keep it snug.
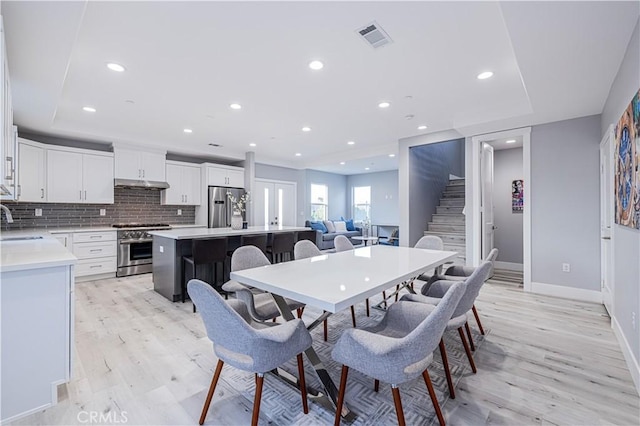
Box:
[600,125,614,316]
[253,179,297,227]
[469,127,531,291]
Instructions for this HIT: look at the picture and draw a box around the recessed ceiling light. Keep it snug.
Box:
[249,143,257,147]
[309,60,324,70]
[340,161,345,165]
[388,154,396,158]
[295,153,302,157]
[405,114,414,120]
[506,139,516,144]
[302,126,311,132]
[82,106,96,112]
[477,71,494,80]
[365,167,370,170]
[183,128,193,133]
[106,63,125,72]
[230,103,242,110]
[417,125,428,130]
[378,101,391,108]
[125,99,135,104]
[347,141,355,145]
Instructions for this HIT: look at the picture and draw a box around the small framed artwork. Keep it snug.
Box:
[512,179,524,213]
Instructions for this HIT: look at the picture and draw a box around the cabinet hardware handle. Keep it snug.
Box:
[90,265,102,269]
[90,249,102,253]
[185,194,187,203]
[80,190,82,200]
[138,169,141,178]
[41,188,44,199]
[142,169,145,178]
[84,190,87,200]
[90,236,102,239]
[5,157,14,180]
[17,185,21,197]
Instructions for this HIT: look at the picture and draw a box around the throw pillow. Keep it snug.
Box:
[343,218,356,231]
[334,221,347,232]
[323,220,336,233]
[309,221,327,233]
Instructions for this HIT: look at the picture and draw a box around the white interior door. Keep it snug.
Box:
[600,129,614,316]
[253,179,297,226]
[481,143,495,259]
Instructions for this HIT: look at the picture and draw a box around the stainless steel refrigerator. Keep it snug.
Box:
[208,186,247,228]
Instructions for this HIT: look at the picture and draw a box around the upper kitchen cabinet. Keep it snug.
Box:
[206,164,245,188]
[113,146,166,182]
[47,147,114,204]
[0,18,16,201]
[17,138,46,202]
[161,161,201,205]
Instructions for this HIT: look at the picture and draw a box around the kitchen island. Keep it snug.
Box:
[149,225,309,301]
[1,231,77,423]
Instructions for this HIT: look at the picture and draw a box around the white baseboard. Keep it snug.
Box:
[530,281,602,303]
[612,316,640,396]
[494,261,523,272]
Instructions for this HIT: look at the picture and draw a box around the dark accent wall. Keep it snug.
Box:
[2,187,195,230]
[408,138,465,246]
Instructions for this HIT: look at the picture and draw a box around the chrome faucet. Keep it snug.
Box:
[0,204,14,223]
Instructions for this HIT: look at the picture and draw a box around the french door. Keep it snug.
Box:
[253,179,297,226]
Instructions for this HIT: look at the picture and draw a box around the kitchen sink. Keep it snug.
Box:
[0,235,44,242]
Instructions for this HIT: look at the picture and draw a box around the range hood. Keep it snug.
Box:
[114,178,170,190]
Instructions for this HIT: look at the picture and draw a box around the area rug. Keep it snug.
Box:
[223,297,488,425]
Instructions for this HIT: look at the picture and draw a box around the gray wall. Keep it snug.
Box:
[601,17,640,367]
[408,139,465,246]
[346,170,399,225]
[493,147,524,264]
[530,115,601,290]
[305,169,348,220]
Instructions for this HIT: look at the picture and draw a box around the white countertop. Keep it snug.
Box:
[1,231,77,273]
[149,225,310,240]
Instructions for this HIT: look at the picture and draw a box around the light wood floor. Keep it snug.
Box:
[9,274,639,425]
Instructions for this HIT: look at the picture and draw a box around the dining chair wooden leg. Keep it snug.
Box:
[251,373,264,426]
[350,306,356,327]
[199,360,224,425]
[438,339,455,399]
[296,354,309,414]
[334,366,349,426]
[323,319,328,342]
[465,321,476,351]
[297,308,303,318]
[472,305,485,335]
[422,369,446,426]
[366,298,370,317]
[382,291,387,308]
[374,379,379,392]
[391,385,406,426]
[458,327,477,373]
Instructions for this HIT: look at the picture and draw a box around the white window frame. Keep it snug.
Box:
[310,183,328,221]
[352,186,371,222]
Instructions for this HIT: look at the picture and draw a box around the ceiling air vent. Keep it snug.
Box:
[356,21,393,49]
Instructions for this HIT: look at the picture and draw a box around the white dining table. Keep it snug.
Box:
[230,245,458,420]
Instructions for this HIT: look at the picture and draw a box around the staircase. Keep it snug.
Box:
[424,178,466,264]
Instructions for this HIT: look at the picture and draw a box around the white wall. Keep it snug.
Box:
[493,147,523,264]
[600,17,640,390]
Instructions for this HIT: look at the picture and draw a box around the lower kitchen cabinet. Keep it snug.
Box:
[51,230,117,280]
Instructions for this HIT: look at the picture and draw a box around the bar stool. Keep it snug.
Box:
[240,234,268,254]
[183,238,228,312]
[296,230,317,244]
[267,232,295,263]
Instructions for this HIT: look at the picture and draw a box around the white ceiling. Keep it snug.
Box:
[3,1,638,175]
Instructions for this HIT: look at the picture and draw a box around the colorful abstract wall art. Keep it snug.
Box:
[512,179,523,213]
[614,89,640,230]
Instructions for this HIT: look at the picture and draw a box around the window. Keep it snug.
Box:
[353,186,371,221]
[310,184,328,220]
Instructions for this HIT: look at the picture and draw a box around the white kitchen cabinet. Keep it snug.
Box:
[53,233,70,248]
[47,148,114,204]
[206,164,244,188]
[0,18,16,201]
[70,230,116,279]
[162,161,201,205]
[17,138,46,202]
[114,147,166,182]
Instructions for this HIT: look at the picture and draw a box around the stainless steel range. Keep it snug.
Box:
[113,223,171,277]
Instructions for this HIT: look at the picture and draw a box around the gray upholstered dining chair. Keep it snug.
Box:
[415,235,444,250]
[400,261,492,399]
[188,279,312,426]
[222,246,305,322]
[332,281,468,426]
[333,235,387,315]
[293,240,356,340]
[434,248,499,335]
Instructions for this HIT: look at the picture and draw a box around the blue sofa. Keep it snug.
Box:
[305,220,362,250]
